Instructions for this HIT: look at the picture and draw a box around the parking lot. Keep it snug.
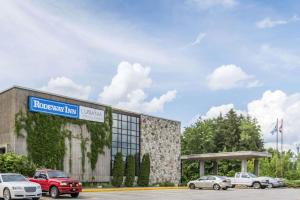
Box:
[42,188,300,200]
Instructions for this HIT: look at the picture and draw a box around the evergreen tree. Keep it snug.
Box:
[112,152,124,187]
[125,155,135,187]
[138,153,150,186]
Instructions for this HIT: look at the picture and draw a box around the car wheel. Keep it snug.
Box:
[213,184,221,190]
[253,182,261,189]
[189,183,196,189]
[71,193,80,198]
[3,188,11,200]
[231,184,236,188]
[50,186,59,199]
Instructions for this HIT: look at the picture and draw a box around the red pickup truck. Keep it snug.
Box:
[29,169,82,198]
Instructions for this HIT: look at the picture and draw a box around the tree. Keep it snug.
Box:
[125,155,135,187]
[181,109,265,182]
[181,118,216,155]
[239,117,263,151]
[112,152,124,187]
[138,153,150,186]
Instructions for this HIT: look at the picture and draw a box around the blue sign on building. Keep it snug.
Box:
[28,96,79,119]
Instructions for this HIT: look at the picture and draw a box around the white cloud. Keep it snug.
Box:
[187,0,237,9]
[98,61,177,113]
[256,14,300,29]
[0,0,188,89]
[203,104,244,119]
[41,77,91,100]
[189,90,300,152]
[255,44,300,70]
[207,64,261,90]
[248,90,300,148]
[188,104,245,126]
[187,32,206,48]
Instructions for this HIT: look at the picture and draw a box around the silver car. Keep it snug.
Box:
[188,175,232,190]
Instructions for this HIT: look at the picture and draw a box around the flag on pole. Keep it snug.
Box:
[271,119,278,135]
[279,119,283,133]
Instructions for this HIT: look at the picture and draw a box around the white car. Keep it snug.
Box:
[0,173,42,200]
[261,177,284,188]
[188,175,232,190]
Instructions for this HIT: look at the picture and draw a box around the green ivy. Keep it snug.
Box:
[15,106,112,173]
[87,106,112,170]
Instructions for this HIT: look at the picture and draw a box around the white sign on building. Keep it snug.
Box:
[79,106,105,123]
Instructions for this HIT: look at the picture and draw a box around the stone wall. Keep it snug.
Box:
[140,115,181,185]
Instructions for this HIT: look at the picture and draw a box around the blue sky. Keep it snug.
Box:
[1,0,300,150]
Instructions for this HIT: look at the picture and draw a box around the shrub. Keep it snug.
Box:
[0,153,36,177]
[125,155,135,187]
[285,180,300,188]
[158,181,175,187]
[112,152,124,187]
[138,153,150,186]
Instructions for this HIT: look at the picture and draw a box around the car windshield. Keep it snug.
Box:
[48,171,68,178]
[2,174,27,182]
[248,173,257,178]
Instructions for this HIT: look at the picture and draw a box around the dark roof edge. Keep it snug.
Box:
[0,85,180,123]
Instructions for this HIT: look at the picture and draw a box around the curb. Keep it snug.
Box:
[83,187,188,193]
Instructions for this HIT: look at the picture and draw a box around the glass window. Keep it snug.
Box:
[130,131,136,136]
[132,143,138,149]
[131,123,136,131]
[112,134,118,141]
[112,142,118,148]
[112,148,117,156]
[113,120,118,128]
[122,121,127,129]
[122,142,128,148]
[130,136,136,143]
[111,113,140,175]
[122,135,127,142]
[131,149,136,155]
[113,113,118,120]
[122,115,128,121]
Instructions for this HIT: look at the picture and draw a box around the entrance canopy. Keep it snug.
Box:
[181,151,271,176]
[181,151,271,161]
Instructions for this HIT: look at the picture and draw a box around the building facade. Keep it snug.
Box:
[0,86,181,184]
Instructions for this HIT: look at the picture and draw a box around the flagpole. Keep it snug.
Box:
[276,118,279,154]
[280,119,283,178]
[276,118,278,177]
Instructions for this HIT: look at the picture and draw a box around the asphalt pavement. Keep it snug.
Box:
[42,188,300,200]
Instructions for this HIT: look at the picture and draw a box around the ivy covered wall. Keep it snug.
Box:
[15,106,112,181]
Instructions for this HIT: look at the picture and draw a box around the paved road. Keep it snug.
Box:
[42,188,300,200]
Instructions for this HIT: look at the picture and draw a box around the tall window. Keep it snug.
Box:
[111,113,140,174]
